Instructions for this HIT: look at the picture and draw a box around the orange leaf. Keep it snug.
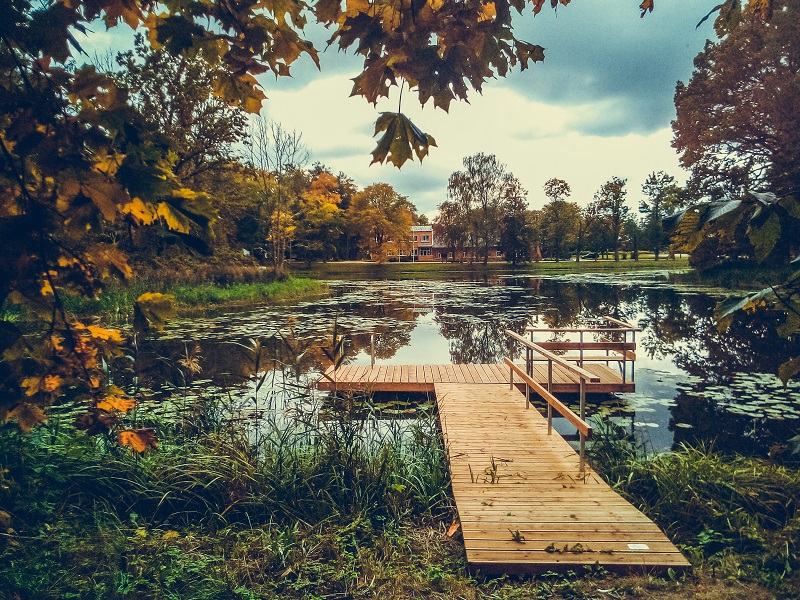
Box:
[446,521,461,537]
[118,429,158,453]
[97,395,136,413]
[42,375,61,393]
[7,403,47,431]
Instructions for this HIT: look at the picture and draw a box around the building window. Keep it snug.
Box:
[413,235,418,242]
[419,248,431,256]
[448,251,454,259]
[399,250,405,256]
[422,235,430,242]
[496,250,502,257]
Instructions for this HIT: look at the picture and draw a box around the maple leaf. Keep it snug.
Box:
[102,0,145,28]
[86,325,125,344]
[134,292,177,333]
[119,429,158,452]
[75,410,119,435]
[639,0,654,18]
[121,197,158,226]
[315,0,343,23]
[370,113,437,168]
[7,403,48,431]
[97,395,136,413]
[85,243,133,280]
[156,202,192,233]
[350,55,395,105]
[211,73,266,114]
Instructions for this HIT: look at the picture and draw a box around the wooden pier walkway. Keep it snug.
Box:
[316,321,688,574]
[436,382,689,574]
[317,362,634,394]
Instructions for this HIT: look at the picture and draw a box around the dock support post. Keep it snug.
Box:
[370,334,375,368]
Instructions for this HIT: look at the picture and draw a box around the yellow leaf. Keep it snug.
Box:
[162,530,180,540]
[156,202,191,233]
[478,2,496,22]
[118,429,158,453]
[134,293,177,332]
[41,279,53,296]
[97,395,136,413]
[122,197,157,226]
[86,325,125,343]
[21,377,41,396]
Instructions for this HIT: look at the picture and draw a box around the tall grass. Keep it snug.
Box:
[0,373,454,598]
[590,420,800,588]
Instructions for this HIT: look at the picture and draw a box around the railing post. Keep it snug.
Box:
[621,330,627,383]
[579,376,586,473]
[579,330,584,368]
[526,382,530,410]
[547,400,552,434]
[547,359,553,393]
[526,347,532,377]
[631,330,636,382]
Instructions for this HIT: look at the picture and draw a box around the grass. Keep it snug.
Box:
[590,420,800,593]
[3,390,800,599]
[61,276,328,317]
[298,256,691,279]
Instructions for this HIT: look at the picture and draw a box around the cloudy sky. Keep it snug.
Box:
[88,1,718,217]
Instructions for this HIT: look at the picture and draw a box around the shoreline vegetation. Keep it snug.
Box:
[3,261,799,598]
[1,397,797,599]
[56,256,796,321]
[62,274,329,317]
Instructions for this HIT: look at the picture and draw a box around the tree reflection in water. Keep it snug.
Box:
[140,275,800,460]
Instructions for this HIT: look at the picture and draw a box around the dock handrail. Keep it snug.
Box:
[505,330,600,383]
[525,318,640,383]
[505,329,598,472]
[504,359,592,439]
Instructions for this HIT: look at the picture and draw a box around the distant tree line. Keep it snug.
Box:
[431,154,688,265]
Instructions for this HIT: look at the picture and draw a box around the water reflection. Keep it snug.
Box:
[142,274,800,459]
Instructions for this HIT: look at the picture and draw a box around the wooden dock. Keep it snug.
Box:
[317,362,634,394]
[436,382,689,574]
[315,322,688,574]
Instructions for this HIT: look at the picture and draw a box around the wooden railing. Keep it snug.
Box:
[525,316,640,383]
[505,330,599,472]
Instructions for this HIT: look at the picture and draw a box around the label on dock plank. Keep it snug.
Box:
[627,543,650,550]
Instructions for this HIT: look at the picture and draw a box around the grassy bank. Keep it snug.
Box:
[591,422,800,594]
[2,388,799,599]
[63,276,328,317]
[297,257,690,280]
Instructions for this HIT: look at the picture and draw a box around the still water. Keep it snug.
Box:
[145,270,800,459]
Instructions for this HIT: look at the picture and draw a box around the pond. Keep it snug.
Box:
[138,269,800,460]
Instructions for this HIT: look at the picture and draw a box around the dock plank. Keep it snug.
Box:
[317,364,634,393]
[434,382,688,575]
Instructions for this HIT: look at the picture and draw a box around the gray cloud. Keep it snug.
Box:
[506,0,715,136]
